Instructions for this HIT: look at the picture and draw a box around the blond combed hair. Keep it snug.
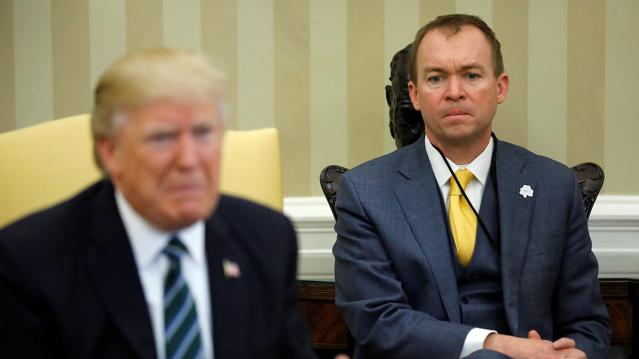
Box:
[91,48,228,169]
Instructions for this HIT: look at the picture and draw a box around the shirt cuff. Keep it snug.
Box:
[459,328,497,358]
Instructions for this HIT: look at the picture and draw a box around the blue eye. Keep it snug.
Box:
[428,75,442,84]
[466,73,480,80]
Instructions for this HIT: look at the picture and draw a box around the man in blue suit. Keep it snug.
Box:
[333,14,610,358]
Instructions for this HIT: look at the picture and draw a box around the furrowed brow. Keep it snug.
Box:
[423,66,446,74]
[459,63,484,72]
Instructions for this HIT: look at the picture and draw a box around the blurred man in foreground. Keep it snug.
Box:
[0,48,316,359]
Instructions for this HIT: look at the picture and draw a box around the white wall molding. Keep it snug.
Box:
[588,195,639,278]
[286,195,639,280]
[284,197,335,280]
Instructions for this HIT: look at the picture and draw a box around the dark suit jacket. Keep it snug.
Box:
[0,180,316,359]
[332,136,610,358]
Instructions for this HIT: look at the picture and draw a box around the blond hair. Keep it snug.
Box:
[91,48,228,169]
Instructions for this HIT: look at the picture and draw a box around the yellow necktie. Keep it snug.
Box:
[448,169,477,266]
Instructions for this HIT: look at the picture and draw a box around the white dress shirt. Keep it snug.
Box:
[115,190,214,359]
[423,136,496,358]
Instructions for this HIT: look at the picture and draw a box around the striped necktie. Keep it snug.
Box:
[448,169,477,266]
[163,237,203,359]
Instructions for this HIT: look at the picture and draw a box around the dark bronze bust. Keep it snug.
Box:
[385,44,424,148]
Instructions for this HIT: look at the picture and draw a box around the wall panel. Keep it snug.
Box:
[163,0,200,52]
[201,0,238,129]
[527,0,567,162]
[274,0,310,196]
[309,0,348,195]
[0,0,15,132]
[420,0,455,24]
[89,0,126,89]
[492,0,528,147]
[604,0,639,194]
[1,1,639,196]
[237,0,275,130]
[52,0,91,119]
[126,0,163,51]
[347,0,385,167]
[567,0,605,167]
[13,0,53,128]
[456,0,492,26]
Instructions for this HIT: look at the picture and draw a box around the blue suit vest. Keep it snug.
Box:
[450,171,510,334]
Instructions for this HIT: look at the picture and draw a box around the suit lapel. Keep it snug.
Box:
[393,138,461,323]
[85,181,157,359]
[495,141,537,334]
[206,211,251,358]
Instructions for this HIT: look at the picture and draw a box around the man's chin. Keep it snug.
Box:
[179,204,214,220]
[443,126,489,143]
[160,213,205,231]
[155,204,215,231]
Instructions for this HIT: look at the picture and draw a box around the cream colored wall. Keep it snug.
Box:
[1,0,638,195]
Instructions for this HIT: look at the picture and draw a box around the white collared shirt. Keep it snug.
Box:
[424,135,493,212]
[115,190,214,359]
[423,135,496,358]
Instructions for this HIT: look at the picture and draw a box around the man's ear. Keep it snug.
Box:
[496,73,509,104]
[95,138,120,177]
[408,80,421,111]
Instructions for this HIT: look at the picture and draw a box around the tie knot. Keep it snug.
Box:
[450,169,474,196]
[163,237,188,263]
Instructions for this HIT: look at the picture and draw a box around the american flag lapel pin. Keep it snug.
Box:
[223,259,241,279]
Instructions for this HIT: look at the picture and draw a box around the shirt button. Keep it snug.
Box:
[460,296,469,304]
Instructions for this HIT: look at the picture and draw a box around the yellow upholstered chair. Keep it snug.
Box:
[220,128,283,211]
[0,114,282,227]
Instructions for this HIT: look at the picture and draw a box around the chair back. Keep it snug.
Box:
[319,165,349,220]
[0,114,101,226]
[319,162,604,221]
[571,162,604,218]
[0,114,282,227]
[220,128,283,211]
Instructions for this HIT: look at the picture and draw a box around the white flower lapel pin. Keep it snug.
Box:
[519,185,534,199]
[223,259,241,279]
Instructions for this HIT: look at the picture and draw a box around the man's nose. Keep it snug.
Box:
[445,76,465,101]
[175,134,198,168]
